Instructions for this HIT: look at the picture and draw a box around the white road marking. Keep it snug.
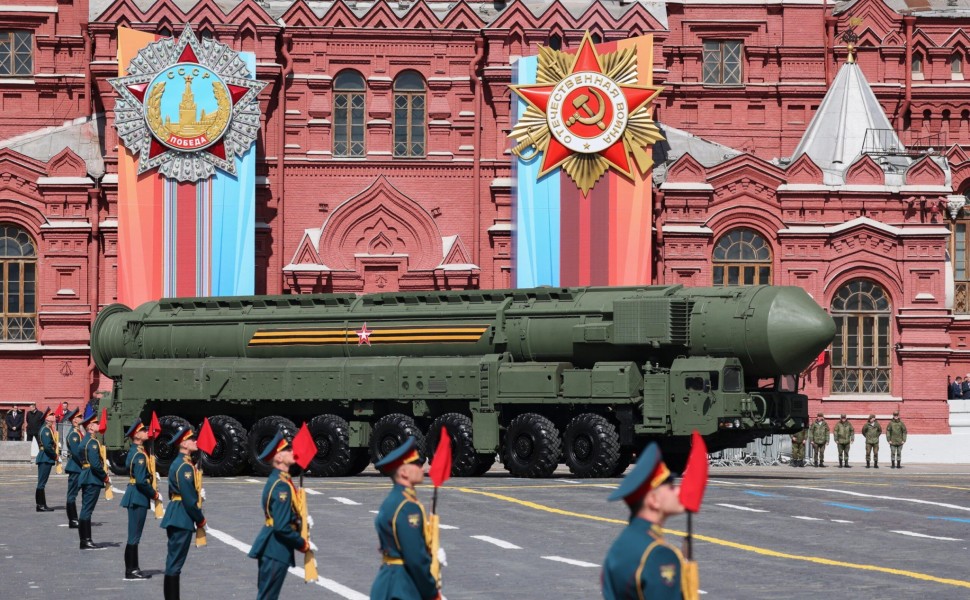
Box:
[332,497,361,505]
[207,527,368,599]
[58,524,68,527]
[369,510,379,514]
[471,535,522,549]
[891,530,963,542]
[438,524,459,530]
[715,503,768,513]
[831,519,854,524]
[542,556,599,567]
[304,489,322,496]
[111,486,125,495]
[594,484,618,489]
[245,478,261,483]
[791,487,970,513]
[792,516,823,521]
[555,479,581,484]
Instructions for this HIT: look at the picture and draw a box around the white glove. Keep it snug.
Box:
[200,487,207,501]
[309,540,319,553]
[307,514,315,530]
[154,472,161,483]
[437,546,448,567]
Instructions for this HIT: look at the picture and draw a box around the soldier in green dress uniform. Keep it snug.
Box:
[78,408,109,550]
[64,408,83,527]
[602,443,690,600]
[861,414,882,468]
[886,411,908,468]
[833,414,855,468]
[121,418,160,580]
[160,425,206,600]
[370,436,441,600]
[248,431,311,600]
[34,407,57,512]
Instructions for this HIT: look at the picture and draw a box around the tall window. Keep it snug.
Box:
[952,54,963,79]
[912,51,924,79]
[712,228,771,286]
[393,71,426,158]
[0,225,36,341]
[831,280,891,394]
[953,215,970,313]
[703,40,742,85]
[0,31,32,76]
[333,70,366,158]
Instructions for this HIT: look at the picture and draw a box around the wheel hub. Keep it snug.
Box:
[514,435,534,459]
[573,434,592,461]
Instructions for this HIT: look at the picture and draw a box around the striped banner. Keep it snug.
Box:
[117,28,256,306]
[512,36,655,288]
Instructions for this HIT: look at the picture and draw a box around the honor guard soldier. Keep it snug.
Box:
[370,437,441,600]
[35,407,58,512]
[833,414,855,468]
[64,408,83,527]
[160,425,206,600]
[248,432,312,600]
[121,418,160,580]
[78,409,109,549]
[862,414,882,468]
[790,426,808,468]
[886,411,908,468]
[602,443,690,599]
[809,412,830,467]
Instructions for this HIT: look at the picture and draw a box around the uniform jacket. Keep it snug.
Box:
[248,468,307,566]
[79,433,108,487]
[35,424,58,465]
[809,420,830,445]
[602,517,685,600]
[370,483,438,600]
[121,445,157,508]
[861,421,882,444]
[65,426,84,474]
[834,421,855,444]
[886,420,908,446]
[26,409,44,435]
[160,453,205,530]
[791,428,807,445]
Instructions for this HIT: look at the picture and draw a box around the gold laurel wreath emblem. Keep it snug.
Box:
[146,80,231,145]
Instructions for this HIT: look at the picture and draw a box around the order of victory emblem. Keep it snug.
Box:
[509,32,665,194]
[109,26,267,182]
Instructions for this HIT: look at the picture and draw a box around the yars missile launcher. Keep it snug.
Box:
[91,284,834,478]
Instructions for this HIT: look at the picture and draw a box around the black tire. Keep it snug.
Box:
[346,449,371,476]
[369,413,425,466]
[107,448,128,477]
[563,413,620,478]
[471,452,496,476]
[426,413,480,478]
[198,415,248,477]
[247,416,297,477]
[501,413,561,478]
[611,449,634,477]
[306,414,353,477]
[154,415,190,476]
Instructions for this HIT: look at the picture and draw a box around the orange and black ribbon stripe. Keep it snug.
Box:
[248,324,488,347]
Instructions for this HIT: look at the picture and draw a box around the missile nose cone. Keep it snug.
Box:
[766,287,836,374]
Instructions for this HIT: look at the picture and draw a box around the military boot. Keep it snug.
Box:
[66,502,79,528]
[897,460,902,469]
[79,521,102,550]
[164,575,179,600]
[839,458,844,468]
[35,489,54,512]
[124,544,150,580]
[866,460,870,468]
[874,459,879,469]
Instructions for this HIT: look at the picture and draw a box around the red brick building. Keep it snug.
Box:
[2,0,970,452]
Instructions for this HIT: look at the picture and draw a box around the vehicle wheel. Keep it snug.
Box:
[346,449,371,476]
[369,413,425,466]
[107,449,128,477]
[306,414,353,477]
[611,449,634,477]
[471,453,496,476]
[153,415,190,476]
[426,413,480,478]
[563,413,620,478]
[501,413,561,478]
[247,416,297,477]
[198,415,249,477]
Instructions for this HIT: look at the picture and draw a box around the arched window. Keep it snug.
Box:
[952,53,963,79]
[830,280,891,394]
[333,70,366,158]
[0,224,36,341]
[912,51,924,79]
[952,208,970,312]
[591,32,603,44]
[712,228,772,286]
[548,33,562,51]
[393,71,426,158]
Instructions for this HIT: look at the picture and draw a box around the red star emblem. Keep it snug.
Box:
[356,323,372,346]
[510,33,661,183]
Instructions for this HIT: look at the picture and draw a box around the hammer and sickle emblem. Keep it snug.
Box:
[566,88,607,131]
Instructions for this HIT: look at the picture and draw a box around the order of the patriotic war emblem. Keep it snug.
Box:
[109,25,267,182]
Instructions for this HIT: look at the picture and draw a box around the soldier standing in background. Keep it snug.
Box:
[35,407,57,512]
[861,414,882,468]
[78,410,109,549]
[833,414,855,468]
[64,408,83,528]
[790,426,807,467]
[886,411,908,469]
[809,412,830,467]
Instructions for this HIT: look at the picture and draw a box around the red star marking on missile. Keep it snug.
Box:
[356,323,372,346]
[510,34,660,178]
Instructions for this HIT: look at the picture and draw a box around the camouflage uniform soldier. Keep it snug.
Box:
[861,414,881,468]
[808,412,830,467]
[886,411,908,469]
[833,414,855,468]
[790,427,807,468]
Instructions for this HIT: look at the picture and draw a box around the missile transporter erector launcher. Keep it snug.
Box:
[91,284,835,478]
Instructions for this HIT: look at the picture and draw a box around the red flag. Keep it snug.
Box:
[679,430,709,513]
[815,350,827,367]
[196,417,217,455]
[292,422,317,470]
[97,408,108,434]
[429,426,453,488]
[54,403,64,422]
[148,411,161,439]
